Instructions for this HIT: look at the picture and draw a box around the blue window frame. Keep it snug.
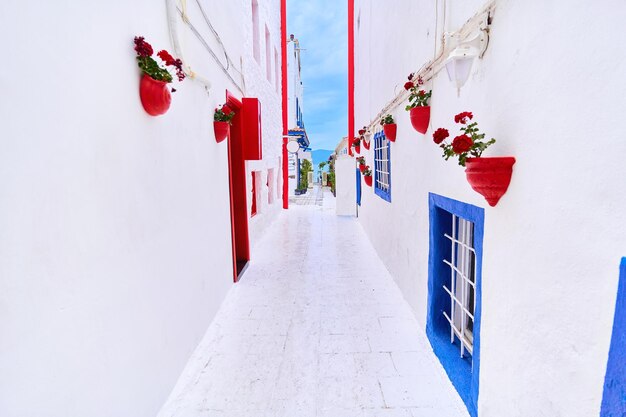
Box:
[427,193,484,417]
[374,131,391,202]
[601,258,626,416]
[356,168,362,206]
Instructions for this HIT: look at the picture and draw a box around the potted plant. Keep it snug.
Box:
[352,136,361,154]
[134,36,185,116]
[356,156,366,173]
[359,127,371,150]
[433,112,516,207]
[362,166,373,187]
[404,73,432,134]
[380,114,397,142]
[214,105,234,143]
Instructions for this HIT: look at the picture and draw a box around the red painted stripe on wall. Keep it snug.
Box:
[281,0,289,209]
[348,0,355,157]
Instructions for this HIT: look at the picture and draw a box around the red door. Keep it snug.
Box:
[226,91,251,282]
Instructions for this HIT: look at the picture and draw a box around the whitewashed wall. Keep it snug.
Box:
[354,1,626,416]
[0,0,282,416]
[243,0,284,248]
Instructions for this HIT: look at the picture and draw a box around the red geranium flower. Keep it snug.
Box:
[418,90,426,97]
[157,50,176,66]
[417,75,424,85]
[452,134,473,154]
[358,129,366,135]
[432,128,449,144]
[172,58,185,81]
[454,111,473,124]
[134,36,153,57]
[404,81,414,90]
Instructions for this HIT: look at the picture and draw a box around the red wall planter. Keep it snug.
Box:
[354,144,361,154]
[364,175,372,187]
[140,74,171,116]
[362,138,370,150]
[214,121,230,143]
[359,163,366,173]
[465,157,516,207]
[409,106,430,134]
[383,123,397,142]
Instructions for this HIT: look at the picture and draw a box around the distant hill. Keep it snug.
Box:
[311,149,334,180]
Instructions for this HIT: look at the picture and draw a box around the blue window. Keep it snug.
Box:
[374,131,391,202]
[601,258,626,416]
[356,168,362,206]
[427,193,484,417]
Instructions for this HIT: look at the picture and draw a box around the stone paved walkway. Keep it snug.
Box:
[157,190,469,417]
[289,184,326,206]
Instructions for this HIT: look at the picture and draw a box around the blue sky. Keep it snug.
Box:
[287,0,347,151]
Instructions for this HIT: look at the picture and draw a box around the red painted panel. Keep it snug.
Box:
[242,98,263,160]
[226,90,250,282]
[251,171,258,216]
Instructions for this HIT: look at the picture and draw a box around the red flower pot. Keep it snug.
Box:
[359,164,366,173]
[383,123,397,142]
[354,144,361,154]
[409,106,430,134]
[363,138,371,150]
[139,74,171,116]
[364,175,373,187]
[214,121,230,143]
[465,157,516,207]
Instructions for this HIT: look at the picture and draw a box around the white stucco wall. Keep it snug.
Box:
[243,0,284,249]
[336,157,357,216]
[354,1,626,416]
[0,1,282,416]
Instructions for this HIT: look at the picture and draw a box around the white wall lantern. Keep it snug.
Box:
[286,140,300,153]
[444,29,489,95]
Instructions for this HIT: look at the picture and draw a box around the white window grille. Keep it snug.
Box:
[443,215,476,358]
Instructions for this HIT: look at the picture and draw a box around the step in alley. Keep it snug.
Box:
[157,189,469,417]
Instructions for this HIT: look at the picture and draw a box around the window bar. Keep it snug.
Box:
[443,233,476,254]
[442,285,475,321]
[460,218,469,358]
[442,260,475,288]
[457,217,465,357]
[442,311,473,355]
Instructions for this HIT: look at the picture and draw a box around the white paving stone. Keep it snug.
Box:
[157,189,469,417]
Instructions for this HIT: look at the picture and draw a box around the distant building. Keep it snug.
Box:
[286,34,310,194]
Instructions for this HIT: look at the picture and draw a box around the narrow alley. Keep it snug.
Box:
[157,189,468,417]
[4,1,626,416]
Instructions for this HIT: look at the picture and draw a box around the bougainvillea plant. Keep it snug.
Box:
[380,114,395,125]
[433,112,496,166]
[214,105,235,124]
[134,36,185,88]
[356,156,365,166]
[362,165,372,176]
[404,73,432,110]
